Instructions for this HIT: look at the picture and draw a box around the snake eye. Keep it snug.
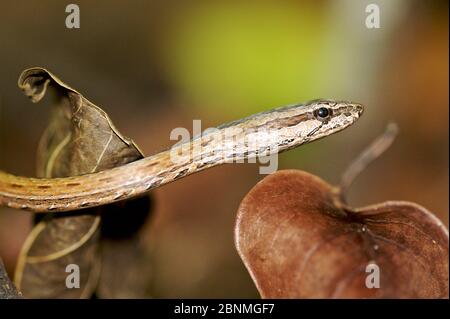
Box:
[315,107,331,120]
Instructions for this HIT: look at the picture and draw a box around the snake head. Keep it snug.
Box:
[302,99,364,141]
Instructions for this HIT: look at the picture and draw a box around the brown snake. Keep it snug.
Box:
[0,100,363,213]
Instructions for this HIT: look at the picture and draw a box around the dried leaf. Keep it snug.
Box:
[235,170,449,298]
[97,238,152,298]
[96,197,153,298]
[0,258,21,299]
[14,67,151,298]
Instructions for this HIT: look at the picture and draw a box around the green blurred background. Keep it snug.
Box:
[0,0,448,297]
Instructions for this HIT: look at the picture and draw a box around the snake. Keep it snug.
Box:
[0,99,363,213]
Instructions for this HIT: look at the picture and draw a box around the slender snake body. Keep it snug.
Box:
[0,100,363,212]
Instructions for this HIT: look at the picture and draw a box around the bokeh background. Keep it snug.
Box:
[0,0,448,298]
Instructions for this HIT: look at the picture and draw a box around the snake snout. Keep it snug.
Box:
[354,103,364,117]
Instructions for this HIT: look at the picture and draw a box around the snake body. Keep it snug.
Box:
[0,100,363,212]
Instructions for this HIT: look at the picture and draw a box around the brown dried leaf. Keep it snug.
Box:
[14,67,151,298]
[97,237,151,298]
[1,258,21,299]
[235,170,449,298]
[96,197,153,298]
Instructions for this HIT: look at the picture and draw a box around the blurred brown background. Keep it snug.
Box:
[0,0,448,298]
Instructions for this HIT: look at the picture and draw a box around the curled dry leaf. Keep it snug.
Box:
[14,68,151,298]
[235,127,449,299]
[235,171,449,298]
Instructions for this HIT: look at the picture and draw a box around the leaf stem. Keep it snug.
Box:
[339,123,399,198]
